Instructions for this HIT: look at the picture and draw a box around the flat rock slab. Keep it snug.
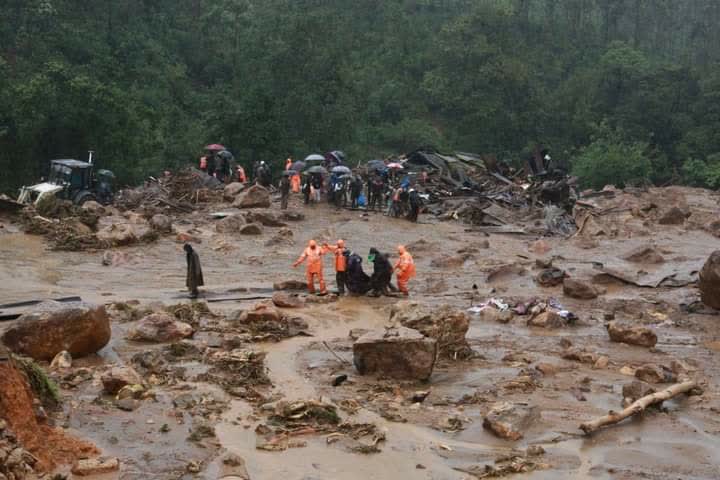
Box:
[353,326,437,381]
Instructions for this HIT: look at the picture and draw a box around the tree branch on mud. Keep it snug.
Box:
[579,380,701,434]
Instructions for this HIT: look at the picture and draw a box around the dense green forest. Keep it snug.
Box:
[2,0,720,192]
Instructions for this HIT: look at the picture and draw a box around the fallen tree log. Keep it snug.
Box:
[579,380,699,434]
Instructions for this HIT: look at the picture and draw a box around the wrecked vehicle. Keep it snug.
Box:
[18,154,115,206]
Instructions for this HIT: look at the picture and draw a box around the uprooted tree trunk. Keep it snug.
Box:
[579,380,700,434]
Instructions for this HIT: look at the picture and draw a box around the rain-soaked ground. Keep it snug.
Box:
[1,189,720,479]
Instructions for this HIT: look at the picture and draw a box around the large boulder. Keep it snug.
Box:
[237,303,283,324]
[126,313,194,343]
[1,302,111,361]
[215,214,247,233]
[699,251,720,309]
[483,402,539,441]
[233,185,271,209]
[634,364,676,384]
[606,321,657,348]
[389,302,470,358]
[353,327,437,381]
[223,182,246,202]
[96,223,138,246]
[101,366,143,395]
[562,278,598,300]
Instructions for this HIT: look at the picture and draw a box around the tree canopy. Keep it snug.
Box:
[2,0,720,191]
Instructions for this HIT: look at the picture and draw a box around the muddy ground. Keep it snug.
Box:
[1,187,720,479]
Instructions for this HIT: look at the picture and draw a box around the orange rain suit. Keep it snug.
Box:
[237,166,247,183]
[394,247,416,295]
[293,242,327,294]
[291,173,301,193]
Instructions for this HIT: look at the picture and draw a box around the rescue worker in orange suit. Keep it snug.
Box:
[292,240,327,295]
[322,239,348,295]
[199,155,208,172]
[393,245,416,296]
[237,165,247,183]
[291,172,301,193]
[285,157,293,171]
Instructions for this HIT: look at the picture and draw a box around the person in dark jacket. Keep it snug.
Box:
[184,243,204,298]
[279,174,291,210]
[407,188,422,222]
[350,175,363,209]
[345,252,371,294]
[368,247,392,296]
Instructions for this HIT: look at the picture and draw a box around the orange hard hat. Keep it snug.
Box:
[309,240,317,248]
[337,239,345,247]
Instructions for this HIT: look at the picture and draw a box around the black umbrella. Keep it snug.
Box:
[217,150,234,160]
[306,165,328,175]
[329,150,346,163]
[291,161,306,172]
[282,170,297,176]
[367,160,386,171]
[332,165,351,174]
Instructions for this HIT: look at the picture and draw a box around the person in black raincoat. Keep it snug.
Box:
[279,174,291,210]
[407,188,422,222]
[345,252,371,294]
[368,247,392,296]
[350,175,363,209]
[184,243,204,298]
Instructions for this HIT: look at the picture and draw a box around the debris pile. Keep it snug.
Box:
[115,168,222,212]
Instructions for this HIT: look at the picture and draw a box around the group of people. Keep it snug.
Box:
[292,240,416,296]
[184,240,416,298]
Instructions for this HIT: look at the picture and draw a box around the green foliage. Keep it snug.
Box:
[682,154,720,189]
[1,1,720,192]
[13,355,61,408]
[572,125,652,189]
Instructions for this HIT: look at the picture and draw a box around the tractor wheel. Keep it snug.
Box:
[76,194,96,206]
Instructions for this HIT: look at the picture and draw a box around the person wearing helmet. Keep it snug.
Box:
[322,239,349,295]
[292,240,328,295]
[393,245,416,296]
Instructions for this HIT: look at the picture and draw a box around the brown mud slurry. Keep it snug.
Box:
[0,362,98,471]
[1,188,720,479]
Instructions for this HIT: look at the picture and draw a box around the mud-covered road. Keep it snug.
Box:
[1,187,720,479]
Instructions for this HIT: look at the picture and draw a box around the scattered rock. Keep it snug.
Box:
[272,291,305,308]
[223,182,246,201]
[353,327,437,381]
[478,307,514,324]
[390,302,471,358]
[483,402,539,441]
[658,206,689,225]
[1,301,111,361]
[562,278,598,300]
[150,214,173,233]
[176,232,201,243]
[219,453,250,479]
[529,239,551,255]
[281,211,305,222]
[71,457,120,476]
[527,311,566,329]
[535,363,558,376]
[127,313,194,343]
[635,364,677,384]
[594,356,609,369]
[562,348,598,364]
[238,303,282,324]
[536,268,566,287]
[50,350,72,370]
[116,384,145,400]
[115,398,141,411]
[606,321,657,348]
[81,200,106,215]
[699,251,720,310]
[623,245,665,264]
[622,381,656,406]
[233,185,271,209]
[239,223,263,235]
[216,214,247,233]
[101,366,144,395]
